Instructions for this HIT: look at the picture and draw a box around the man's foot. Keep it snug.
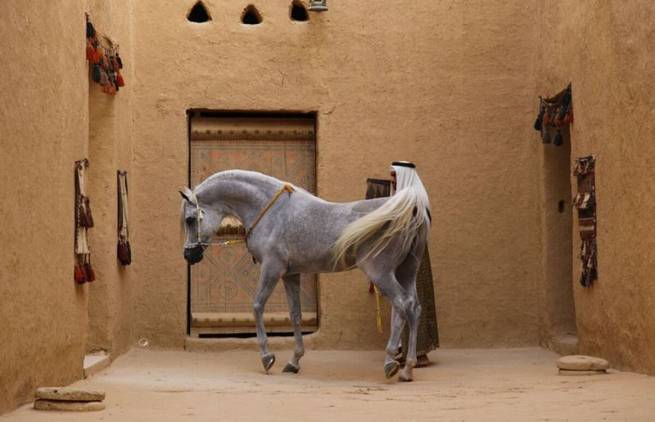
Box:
[416,354,431,368]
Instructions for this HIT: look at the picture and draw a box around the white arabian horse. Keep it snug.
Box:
[181,166,430,381]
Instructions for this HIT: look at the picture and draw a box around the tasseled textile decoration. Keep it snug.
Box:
[85,13,125,96]
[75,159,96,284]
[573,156,597,287]
[533,83,573,146]
[117,171,132,266]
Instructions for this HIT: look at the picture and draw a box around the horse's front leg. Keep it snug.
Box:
[281,273,304,374]
[253,262,283,373]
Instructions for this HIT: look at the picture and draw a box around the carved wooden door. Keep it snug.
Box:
[189,114,317,336]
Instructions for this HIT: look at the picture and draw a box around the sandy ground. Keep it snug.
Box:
[3,347,654,421]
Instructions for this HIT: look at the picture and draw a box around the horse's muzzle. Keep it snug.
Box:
[184,245,205,265]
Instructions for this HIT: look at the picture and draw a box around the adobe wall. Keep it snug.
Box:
[3,0,653,416]
[0,1,90,413]
[129,0,543,349]
[536,1,655,373]
[0,0,136,413]
[85,0,135,359]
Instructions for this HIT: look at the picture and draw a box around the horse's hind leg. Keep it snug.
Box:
[365,270,408,380]
[253,262,283,373]
[395,246,423,382]
[398,289,420,382]
[385,304,406,379]
[281,273,304,374]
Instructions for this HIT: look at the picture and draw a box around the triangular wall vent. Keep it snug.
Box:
[188,1,211,23]
[242,5,262,25]
[290,1,309,22]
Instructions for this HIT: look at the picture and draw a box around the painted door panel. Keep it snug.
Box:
[189,115,317,335]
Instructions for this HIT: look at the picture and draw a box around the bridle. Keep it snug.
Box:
[185,191,208,250]
[185,183,295,249]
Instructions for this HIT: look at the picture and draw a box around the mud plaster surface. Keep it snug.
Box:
[536,0,655,375]
[3,348,654,422]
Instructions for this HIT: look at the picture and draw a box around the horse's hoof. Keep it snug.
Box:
[282,362,300,374]
[398,367,413,382]
[384,360,400,379]
[262,353,276,373]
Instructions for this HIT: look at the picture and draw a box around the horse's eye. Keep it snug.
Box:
[185,216,195,225]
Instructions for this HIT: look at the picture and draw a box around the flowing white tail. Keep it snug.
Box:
[332,166,430,267]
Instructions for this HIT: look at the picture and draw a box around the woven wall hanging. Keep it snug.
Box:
[533,83,573,146]
[85,13,125,95]
[74,159,96,284]
[117,171,131,266]
[573,155,597,287]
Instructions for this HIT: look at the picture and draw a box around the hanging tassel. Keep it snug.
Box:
[99,68,109,86]
[542,129,551,144]
[98,49,106,68]
[92,64,101,83]
[74,261,87,284]
[533,117,541,131]
[116,52,123,69]
[92,47,101,64]
[564,108,574,124]
[533,114,543,131]
[554,108,563,126]
[84,258,96,282]
[86,20,96,39]
[86,41,95,62]
[557,105,569,125]
[543,108,551,127]
[553,130,563,146]
[533,98,544,131]
[116,71,125,87]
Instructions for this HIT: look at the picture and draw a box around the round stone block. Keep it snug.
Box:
[557,355,609,371]
[36,387,105,402]
[34,399,105,412]
[559,369,607,376]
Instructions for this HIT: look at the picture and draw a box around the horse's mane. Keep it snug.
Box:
[193,169,313,198]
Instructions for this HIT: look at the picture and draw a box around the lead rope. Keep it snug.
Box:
[245,183,295,239]
[193,183,295,247]
[374,285,383,334]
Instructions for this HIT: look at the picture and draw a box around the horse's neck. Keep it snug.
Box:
[199,174,278,227]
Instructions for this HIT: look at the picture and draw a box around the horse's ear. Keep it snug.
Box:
[179,188,194,204]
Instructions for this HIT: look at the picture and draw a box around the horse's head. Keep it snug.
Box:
[179,187,225,265]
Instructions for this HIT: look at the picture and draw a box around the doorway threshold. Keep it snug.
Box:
[83,351,111,378]
[549,334,579,356]
[185,332,318,353]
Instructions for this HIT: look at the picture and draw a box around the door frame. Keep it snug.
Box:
[185,109,319,336]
